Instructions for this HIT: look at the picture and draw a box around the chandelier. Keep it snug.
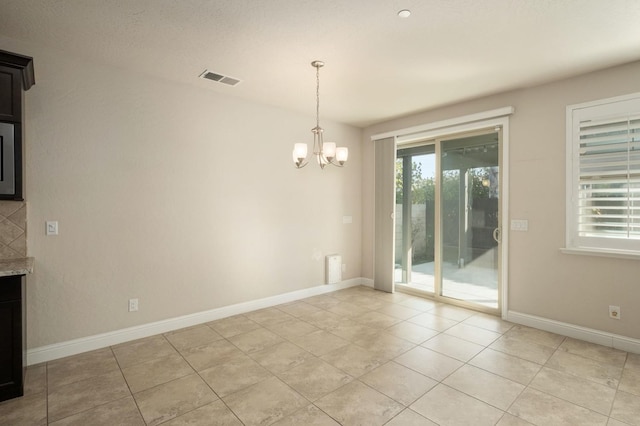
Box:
[292,61,348,169]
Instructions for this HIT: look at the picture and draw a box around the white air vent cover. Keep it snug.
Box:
[199,69,242,86]
[325,254,342,284]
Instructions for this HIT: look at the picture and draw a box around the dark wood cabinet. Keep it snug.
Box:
[0,66,21,123]
[0,274,25,402]
[0,50,35,201]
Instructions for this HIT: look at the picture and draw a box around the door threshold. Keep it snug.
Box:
[395,283,500,316]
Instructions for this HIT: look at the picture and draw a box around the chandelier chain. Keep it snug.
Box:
[316,64,320,129]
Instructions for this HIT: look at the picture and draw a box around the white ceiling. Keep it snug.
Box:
[1,0,640,127]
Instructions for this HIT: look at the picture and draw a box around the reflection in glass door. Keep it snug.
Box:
[394,146,436,293]
[440,133,500,309]
[395,129,501,311]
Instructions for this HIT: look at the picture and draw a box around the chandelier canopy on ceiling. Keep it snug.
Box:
[292,61,348,169]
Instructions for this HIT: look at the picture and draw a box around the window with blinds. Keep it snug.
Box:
[566,94,640,254]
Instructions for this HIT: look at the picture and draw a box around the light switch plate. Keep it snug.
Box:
[510,219,528,231]
[46,221,59,235]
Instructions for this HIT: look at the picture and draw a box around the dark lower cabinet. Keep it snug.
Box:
[0,274,25,402]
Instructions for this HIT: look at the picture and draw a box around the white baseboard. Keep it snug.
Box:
[506,310,640,355]
[27,278,366,365]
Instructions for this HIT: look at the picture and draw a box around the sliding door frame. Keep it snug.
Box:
[372,107,512,318]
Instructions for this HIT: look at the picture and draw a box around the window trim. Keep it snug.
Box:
[565,92,640,257]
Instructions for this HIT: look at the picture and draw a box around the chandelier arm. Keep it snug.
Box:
[317,153,327,169]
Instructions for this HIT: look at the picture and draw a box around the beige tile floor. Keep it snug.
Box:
[1,286,639,425]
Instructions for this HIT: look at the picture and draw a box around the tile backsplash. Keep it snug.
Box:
[0,201,26,258]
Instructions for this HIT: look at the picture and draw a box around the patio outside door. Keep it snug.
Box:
[394,128,501,312]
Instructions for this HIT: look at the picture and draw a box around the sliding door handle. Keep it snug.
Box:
[493,227,501,243]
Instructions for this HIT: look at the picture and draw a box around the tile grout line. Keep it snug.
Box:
[607,351,628,421]
[160,331,221,426]
[516,335,620,424]
[550,336,625,420]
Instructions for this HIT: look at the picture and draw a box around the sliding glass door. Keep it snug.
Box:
[394,145,437,292]
[440,132,500,309]
[394,129,501,312]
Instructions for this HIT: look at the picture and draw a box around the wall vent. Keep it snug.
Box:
[325,254,342,284]
[199,69,242,86]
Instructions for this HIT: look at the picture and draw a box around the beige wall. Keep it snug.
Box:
[0,36,362,348]
[362,60,640,340]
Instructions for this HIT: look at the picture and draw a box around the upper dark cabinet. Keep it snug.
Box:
[0,51,35,91]
[0,67,22,122]
[0,50,35,201]
[0,51,34,123]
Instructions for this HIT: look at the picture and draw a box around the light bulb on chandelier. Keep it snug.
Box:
[292,61,348,169]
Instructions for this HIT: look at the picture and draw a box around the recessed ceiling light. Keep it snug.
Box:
[398,9,411,18]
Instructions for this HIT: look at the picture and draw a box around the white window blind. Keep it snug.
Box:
[567,94,640,254]
[579,115,640,238]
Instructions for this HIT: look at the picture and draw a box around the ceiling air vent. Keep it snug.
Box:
[199,69,242,86]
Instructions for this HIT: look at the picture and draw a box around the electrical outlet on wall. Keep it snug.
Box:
[609,305,620,320]
[129,298,139,312]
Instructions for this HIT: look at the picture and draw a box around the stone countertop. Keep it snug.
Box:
[0,257,34,277]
